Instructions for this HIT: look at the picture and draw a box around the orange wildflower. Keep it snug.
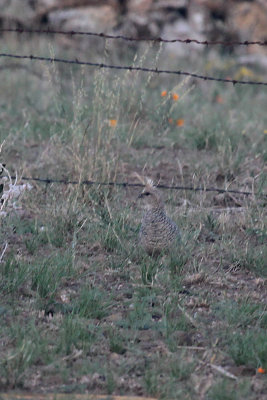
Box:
[168,118,173,124]
[109,119,117,127]
[257,367,266,374]
[176,119,184,127]
[215,95,224,104]
[172,93,179,101]
[161,90,167,97]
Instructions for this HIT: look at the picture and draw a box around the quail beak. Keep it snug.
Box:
[137,192,145,199]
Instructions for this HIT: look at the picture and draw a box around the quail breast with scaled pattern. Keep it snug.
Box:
[138,178,180,256]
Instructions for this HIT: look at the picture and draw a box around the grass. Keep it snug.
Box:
[56,316,98,356]
[228,330,267,369]
[73,286,110,319]
[0,33,266,399]
[0,256,30,295]
[214,299,267,329]
[207,380,251,400]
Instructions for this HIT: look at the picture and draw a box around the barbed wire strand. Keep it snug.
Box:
[1,53,266,85]
[1,28,267,47]
[10,175,266,198]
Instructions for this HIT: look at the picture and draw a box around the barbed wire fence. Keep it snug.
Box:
[1,28,267,198]
[1,28,267,47]
[7,176,267,199]
[1,52,267,86]
[1,27,267,85]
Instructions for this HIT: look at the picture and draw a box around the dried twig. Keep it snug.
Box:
[0,242,8,263]
[177,303,199,328]
[200,360,238,380]
[209,363,238,380]
[104,197,123,248]
[177,345,206,351]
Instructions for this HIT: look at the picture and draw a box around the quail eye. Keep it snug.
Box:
[143,192,150,196]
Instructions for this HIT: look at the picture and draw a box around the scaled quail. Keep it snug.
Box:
[138,178,180,256]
